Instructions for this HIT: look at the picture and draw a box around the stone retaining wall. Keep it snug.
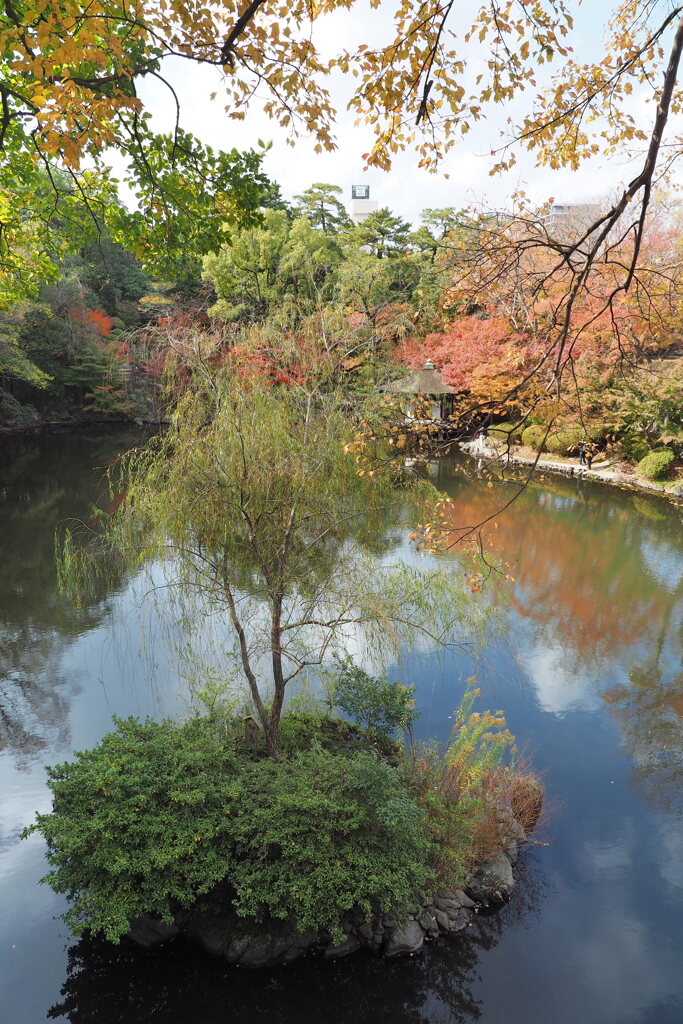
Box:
[461,440,683,503]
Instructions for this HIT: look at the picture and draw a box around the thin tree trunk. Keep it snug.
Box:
[268,592,286,757]
[222,577,272,745]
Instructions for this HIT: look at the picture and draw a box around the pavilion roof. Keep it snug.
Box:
[384,359,455,395]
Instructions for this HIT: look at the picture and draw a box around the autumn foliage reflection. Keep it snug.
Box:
[435,465,683,670]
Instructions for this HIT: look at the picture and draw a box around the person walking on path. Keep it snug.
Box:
[585,448,594,470]
[578,440,587,466]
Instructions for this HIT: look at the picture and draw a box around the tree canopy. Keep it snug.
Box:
[5,2,683,282]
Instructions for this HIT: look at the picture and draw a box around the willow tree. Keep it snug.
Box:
[62,373,481,755]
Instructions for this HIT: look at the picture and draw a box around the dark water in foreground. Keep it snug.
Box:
[1,430,683,1024]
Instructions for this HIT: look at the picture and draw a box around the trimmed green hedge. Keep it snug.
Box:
[521,425,548,450]
[620,434,651,463]
[637,448,675,481]
[488,421,523,444]
[545,426,584,455]
[521,424,594,456]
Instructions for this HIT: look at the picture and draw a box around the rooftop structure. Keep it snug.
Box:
[349,184,378,225]
[385,359,455,396]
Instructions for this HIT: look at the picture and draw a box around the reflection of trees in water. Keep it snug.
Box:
[604,667,683,818]
[0,429,143,763]
[49,855,548,1024]
[0,628,71,763]
[602,572,683,818]
[49,932,484,1024]
[440,461,683,823]
[440,466,683,671]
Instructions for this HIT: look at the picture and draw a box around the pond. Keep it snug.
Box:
[1,428,682,1024]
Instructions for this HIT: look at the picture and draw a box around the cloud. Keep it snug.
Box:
[522,641,601,715]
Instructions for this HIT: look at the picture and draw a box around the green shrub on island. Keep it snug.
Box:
[637,447,675,481]
[326,658,419,739]
[23,713,429,943]
[25,681,535,946]
[228,748,430,936]
[23,716,242,942]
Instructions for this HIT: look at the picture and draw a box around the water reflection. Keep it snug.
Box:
[439,466,683,775]
[3,438,683,1024]
[48,919,511,1024]
[604,665,683,817]
[0,429,143,762]
[49,934,480,1024]
[439,470,683,674]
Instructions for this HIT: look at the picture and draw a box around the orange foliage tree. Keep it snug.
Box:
[399,315,543,402]
[407,199,683,425]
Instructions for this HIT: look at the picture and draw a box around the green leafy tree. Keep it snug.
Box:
[607,362,683,451]
[204,209,291,322]
[23,714,431,942]
[327,658,419,739]
[410,208,481,263]
[0,314,51,391]
[80,237,150,314]
[0,160,117,310]
[109,126,271,282]
[205,211,343,324]
[337,249,420,326]
[277,217,343,304]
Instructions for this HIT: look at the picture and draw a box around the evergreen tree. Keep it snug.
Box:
[293,183,351,233]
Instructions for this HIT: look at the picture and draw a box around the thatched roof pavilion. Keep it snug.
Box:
[385,359,455,396]
[384,360,455,425]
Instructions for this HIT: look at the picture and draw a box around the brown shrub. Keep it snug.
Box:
[508,773,544,836]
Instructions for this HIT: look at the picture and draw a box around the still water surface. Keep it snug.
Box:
[1,429,682,1023]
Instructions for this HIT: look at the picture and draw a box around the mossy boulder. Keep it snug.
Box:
[638,448,675,481]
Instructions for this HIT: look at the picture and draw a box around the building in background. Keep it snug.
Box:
[543,202,603,241]
[349,184,378,224]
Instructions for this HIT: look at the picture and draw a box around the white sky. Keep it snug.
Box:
[121,0,680,226]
